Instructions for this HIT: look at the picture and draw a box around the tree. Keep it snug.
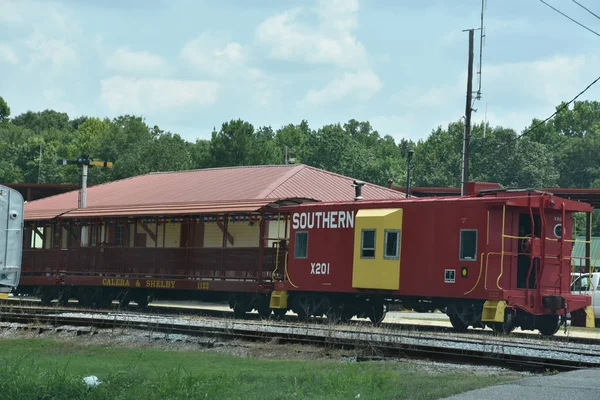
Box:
[0,96,10,124]
[275,120,311,163]
[209,119,280,167]
[189,139,211,169]
[11,109,71,133]
[412,122,463,187]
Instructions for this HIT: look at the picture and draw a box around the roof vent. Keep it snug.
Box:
[352,180,365,201]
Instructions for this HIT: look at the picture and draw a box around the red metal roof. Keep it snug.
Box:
[24,164,405,220]
[61,199,276,218]
[394,185,599,208]
[280,191,594,213]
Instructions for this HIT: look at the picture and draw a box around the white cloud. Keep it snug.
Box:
[257,0,380,107]
[0,43,18,64]
[179,33,280,107]
[105,47,170,75]
[484,55,590,106]
[1,1,81,72]
[386,54,600,140]
[392,83,462,108]
[301,70,381,106]
[24,33,78,70]
[256,0,369,69]
[370,114,422,142]
[180,33,248,77]
[100,76,219,115]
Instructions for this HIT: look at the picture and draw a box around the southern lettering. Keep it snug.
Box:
[292,211,354,230]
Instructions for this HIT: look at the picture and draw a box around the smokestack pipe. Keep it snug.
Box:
[387,179,393,189]
[353,180,365,201]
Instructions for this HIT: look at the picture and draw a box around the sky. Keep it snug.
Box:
[1,0,599,143]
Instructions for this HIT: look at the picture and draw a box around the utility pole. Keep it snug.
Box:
[57,154,113,246]
[461,29,475,196]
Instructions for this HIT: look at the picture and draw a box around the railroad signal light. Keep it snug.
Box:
[55,153,114,247]
[56,155,113,169]
[89,161,113,168]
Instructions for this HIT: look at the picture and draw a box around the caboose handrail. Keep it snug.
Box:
[284,252,299,288]
[464,253,485,295]
[497,205,507,290]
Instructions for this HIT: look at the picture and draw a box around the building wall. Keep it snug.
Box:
[228,222,259,247]
[162,223,180,248]
[204,223,222,247]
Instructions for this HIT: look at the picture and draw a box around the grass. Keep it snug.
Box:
[0,338,523,400]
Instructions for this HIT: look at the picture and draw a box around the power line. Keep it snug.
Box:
[495,74,600,151]
[539,0,600,37]
[572,0,600,21]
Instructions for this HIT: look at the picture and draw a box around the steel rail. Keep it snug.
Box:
[2,309,600,372]
[2,299,600,346]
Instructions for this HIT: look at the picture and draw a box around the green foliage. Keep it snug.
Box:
[2,96,600,198]
[0,95,10,124]
[209,119,280,167]
[0,338,521,400]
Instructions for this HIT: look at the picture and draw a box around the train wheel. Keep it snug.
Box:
[491,309,515,334]
[537,315,560,336]
[57,288,70,307]
[325,304,344,324]
[491,322,515,334]
[449,314,469,332]
[135,296,149,309]
[296,309,309,321]
[368,302,386,326]
[341,308,355,323]
[257,304,272,319]
[40,288,54,306]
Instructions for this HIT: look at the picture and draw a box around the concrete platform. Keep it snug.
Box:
[444,369,600,400]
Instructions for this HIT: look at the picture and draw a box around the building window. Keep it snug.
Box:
[459,229,477,261]
[295,231,308,258]
[361,229,376,258]
[384,229,400,259]
[115,224,125,246]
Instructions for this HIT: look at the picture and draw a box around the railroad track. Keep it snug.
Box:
[2,305,600,372]
[3,298,600,346]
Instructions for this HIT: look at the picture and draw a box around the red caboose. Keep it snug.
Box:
[270,183,595,336]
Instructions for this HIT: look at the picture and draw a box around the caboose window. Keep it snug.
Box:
[384,229,400,259]
[295,231,308,258]
[459,229,477,261]
[361,229,376,258]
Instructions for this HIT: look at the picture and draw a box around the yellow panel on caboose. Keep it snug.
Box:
[352,208,403,290]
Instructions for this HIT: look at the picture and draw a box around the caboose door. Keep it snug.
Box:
[351,208,403,290]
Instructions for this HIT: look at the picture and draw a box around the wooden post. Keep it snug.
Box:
[220,215,228,279]
[154,217,159,274]
[258,213,265,282]
[56,219,63,275]
[586,212,592,273]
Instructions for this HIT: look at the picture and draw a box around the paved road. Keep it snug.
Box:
[444,369,600,400]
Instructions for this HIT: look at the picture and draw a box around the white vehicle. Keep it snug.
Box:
[0,185,24,297]
[571,272,600,324]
